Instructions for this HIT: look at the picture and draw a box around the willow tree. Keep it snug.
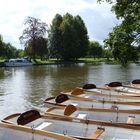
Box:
[19,16,48,60]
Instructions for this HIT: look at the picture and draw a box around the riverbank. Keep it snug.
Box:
[0,58,115,67]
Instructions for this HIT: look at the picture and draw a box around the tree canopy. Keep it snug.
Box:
[48,13,89,60]
[98,0,140,65]
[0,34,22,59]
[19,16,48,60]
[88,41,103,58]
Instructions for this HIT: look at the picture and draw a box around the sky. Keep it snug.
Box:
[0,0,119,49]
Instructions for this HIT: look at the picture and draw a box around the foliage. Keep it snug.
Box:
[0,34,20,59]
[19,17,48,60]
[98,0,140,65]
[88,41,103,58]
[48,14,63,59]
[104,25,139,65]
[48,13,89,60]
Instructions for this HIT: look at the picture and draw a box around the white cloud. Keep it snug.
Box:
[0,0,119,48]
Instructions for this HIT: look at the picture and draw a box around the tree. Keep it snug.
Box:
[48,13,89,60]
[98,0,140,65]
[60,13,78,60]
[88,41,103,58]
[104,24,139,65]
[19,16,48,60]
[33,37,48,60]
[0,34,18,59]
[48,14,63,59]
[73,15,89,58]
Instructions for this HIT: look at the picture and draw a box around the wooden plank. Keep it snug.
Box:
[91,127,105,139]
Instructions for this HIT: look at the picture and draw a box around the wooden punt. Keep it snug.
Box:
[81,83,140,96]
[46,104,140,125]
[2,109,140,140]
[0,121,77,140]
[105,82,140,94]
[44,94,140,110]
[131,79,140,88]
[62,87,140,102]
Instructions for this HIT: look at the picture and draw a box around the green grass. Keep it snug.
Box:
[32,58,110,65]
[0,57,115,66]
[79,58,108,61]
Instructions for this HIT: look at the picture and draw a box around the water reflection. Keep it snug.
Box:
[0,63,139,119]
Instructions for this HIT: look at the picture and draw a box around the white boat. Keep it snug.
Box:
[0,110,77,140]
[2,109,140,140]
[62,87,140,102]
[4,58,33,67]
[82,83,140,96]
[131,79,140,88]
[105,82,140,94]
[46,104,140,124]
[44,94,140,110]
[0,122,76,140]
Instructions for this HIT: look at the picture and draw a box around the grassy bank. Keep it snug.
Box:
[33,58,113,65]
[0,58,115,67]
[0,60,4,67]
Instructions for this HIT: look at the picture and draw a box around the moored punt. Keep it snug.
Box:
[2,109,140,140]
[44,94,140,110]
[0,121,77,140]
[46,104,140,125]
[82,83,140,97]
[131,79,140,88]
[62,87,140,102]
[105,82,140,94]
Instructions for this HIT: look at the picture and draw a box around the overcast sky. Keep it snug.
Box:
[0,0,119,49]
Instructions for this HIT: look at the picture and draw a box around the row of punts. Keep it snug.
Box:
[1,79,140,140]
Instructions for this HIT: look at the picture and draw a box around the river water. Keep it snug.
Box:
[0,62,139,119]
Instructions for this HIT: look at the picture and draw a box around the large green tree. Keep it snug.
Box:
[98,0,140,65]
[48,13,89,60]
[104,25,138,65]
[88,41,103,58]
[73,15,89,58]
[25,37,48,60]
[19,17,48,60]
[48,14,63,59]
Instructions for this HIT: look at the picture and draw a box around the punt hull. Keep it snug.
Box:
[3,110,140,140]
[44,96,140,110]
[0,122,77,140]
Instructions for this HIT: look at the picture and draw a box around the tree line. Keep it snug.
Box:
[13,14,104,61]
[19,14,105,61]
[1,0,139,65]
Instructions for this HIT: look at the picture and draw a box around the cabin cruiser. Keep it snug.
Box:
[4,58,32,67]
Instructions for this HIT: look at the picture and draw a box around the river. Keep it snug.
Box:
[0,62,139,119]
